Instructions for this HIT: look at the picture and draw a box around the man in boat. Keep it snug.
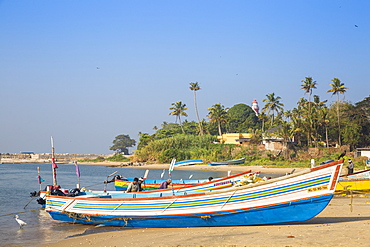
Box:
[51,185,66,196]
[159,179,172,189]
[347,159,354,175]
[126,177,141,193]
[208,177,213,181]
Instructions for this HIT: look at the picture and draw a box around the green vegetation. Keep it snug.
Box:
[111,80,370,166]
[78,156,106,163]
[106,154,131,162]
[79,154,131,163]
[110,134,136,155]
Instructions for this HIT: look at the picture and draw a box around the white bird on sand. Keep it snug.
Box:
[15,215,27,229]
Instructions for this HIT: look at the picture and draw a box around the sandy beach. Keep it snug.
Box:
[41,163,369,247]
[78,162,311,175]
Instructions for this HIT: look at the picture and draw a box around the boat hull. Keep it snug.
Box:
[114,170,253,192]
[336,169,370,192]
[336,179,370,191]
[48,194,333,227]
[208,158,246,166]
[115,181,197,191]
[46,160,343,228]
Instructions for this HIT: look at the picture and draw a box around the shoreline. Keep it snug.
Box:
[77,161,310,175]
[41,195,370,247]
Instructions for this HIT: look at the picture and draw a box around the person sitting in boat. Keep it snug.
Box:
[159,179,172,189]
[51,185,66,196]
[138,177,145,191]
[208,177,213,181]
[347,159,354,175]
[126,177,141,193]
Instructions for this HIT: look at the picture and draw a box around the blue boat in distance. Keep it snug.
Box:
[174,159,203,167]
[208,157,245,166]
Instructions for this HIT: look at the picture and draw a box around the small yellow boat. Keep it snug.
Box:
[336,169,370,192]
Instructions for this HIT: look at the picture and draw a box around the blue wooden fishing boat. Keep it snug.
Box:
[45,159,343,227]
[114,170,254,193]
[208,157,246,166]
[115,177,208,191]
[174,159,203,166]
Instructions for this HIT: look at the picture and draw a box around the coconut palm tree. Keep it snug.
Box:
[327,78,348,146]
[169,101,188,133]
[301,77,317,105]
[189,82,204,135]
[300,77,317,146]
[207,103,228,136]
[262,93,284,127]
[258,112,269,132]
[274,121,294,158]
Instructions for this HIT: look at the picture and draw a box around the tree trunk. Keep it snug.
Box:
[336,96,341,146]
[325,125,329,148]
[217,121,222,136]
[193,91,203,135]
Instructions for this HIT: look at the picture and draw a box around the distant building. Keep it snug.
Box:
[217,133,253,145]
[262,125,289,151]
[355,148,370,158]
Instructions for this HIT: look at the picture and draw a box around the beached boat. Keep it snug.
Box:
[38,170,258,208]
[336,169,370,192]
[114,170,255,193]
[114,170,253,191]
[174,159,203,167]
[208,157,246,166]
[115,177,203,191]
[45,159,343,227]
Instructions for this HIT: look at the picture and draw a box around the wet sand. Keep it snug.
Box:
[42,195,370,247]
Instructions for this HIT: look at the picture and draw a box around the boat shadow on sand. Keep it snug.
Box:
[302,215,370,225]
[65,214,370,239]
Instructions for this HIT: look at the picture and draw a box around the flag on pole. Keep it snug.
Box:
[37,167,45,184]
[52,157,58,169]
[75,162,80,178]
[38,176,45,184]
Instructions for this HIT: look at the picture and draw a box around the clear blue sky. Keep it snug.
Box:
[1,1,369,154]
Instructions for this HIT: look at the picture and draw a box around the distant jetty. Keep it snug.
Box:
[0,153,110,164]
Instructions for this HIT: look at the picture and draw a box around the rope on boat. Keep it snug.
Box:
[221,190,237,209]
[0,208,42,218]
[64,211,133,225]
[200,215,211,219]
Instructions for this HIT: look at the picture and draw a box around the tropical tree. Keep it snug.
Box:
[169,101,188,133]
[300,77,317,146]
[274,122,294,158]
[258,112,269,132]
[327,78,348,146]
[301,77,317,106]
[189,82,204,135]
[354,96,370,146]
[207,103,228,136]
[262,93,284,127]
[226,103,258,133]
[110,134,136,154]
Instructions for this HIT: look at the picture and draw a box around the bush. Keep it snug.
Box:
[106,154,130,162]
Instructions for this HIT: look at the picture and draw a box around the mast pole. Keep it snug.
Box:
[51,136,57,186]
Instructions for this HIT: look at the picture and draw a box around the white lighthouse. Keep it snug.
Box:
[252,99,259,116]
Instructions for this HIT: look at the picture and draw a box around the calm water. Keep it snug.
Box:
[0,163,227,247]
